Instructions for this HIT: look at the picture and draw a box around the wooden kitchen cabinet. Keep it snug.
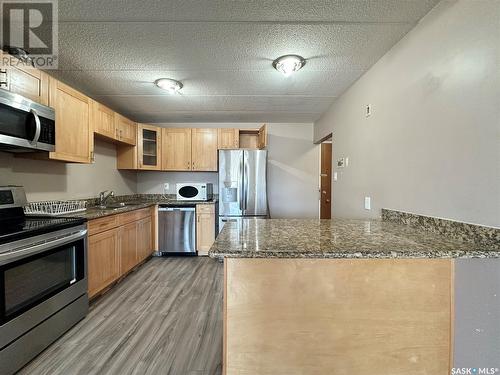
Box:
[48,77,93,163]
[138,124,161,170]
[161,128,192,171]
[92,100,116,140]
[0,51,49,105]
[115,113,136,145]
[196,204,215,256]
[191,128,218,171]
[119,221,138,275]
[218,128,239,149]
[88,228,120,298]
[258,124,268,149]
[137,216,153,261]
[238,124,267,149]
[87,207,154,299]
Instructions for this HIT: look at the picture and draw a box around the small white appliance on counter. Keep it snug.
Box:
[176,183,213,201]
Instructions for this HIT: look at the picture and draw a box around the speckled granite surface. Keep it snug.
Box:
[63,194,217,220]
[382,209,500,247]
[209,218,500,260]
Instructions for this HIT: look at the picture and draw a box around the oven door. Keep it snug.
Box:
[0,225,87,348]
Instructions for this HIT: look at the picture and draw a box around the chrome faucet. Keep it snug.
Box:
[98,190,114,207]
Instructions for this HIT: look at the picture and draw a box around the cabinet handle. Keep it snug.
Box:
[0,69,8,88]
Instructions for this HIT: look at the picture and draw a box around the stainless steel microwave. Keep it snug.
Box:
[176,183,214,201]
[0,89,55,152]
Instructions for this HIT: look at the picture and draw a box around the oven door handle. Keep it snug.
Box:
[0,229,87,266]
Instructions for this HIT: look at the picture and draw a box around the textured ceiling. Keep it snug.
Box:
[51,0,440,123]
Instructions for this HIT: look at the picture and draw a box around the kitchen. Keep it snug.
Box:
[0,0,499,374]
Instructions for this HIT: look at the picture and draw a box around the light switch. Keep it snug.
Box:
[333,172,338,181]
[364,196,371,210]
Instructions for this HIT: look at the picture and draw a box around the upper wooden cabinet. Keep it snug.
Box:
[218,128,239,149]
[192,128,218,171]
[115,113,136,145]
[161,128,192,171]
[258,124,268,149]
[92,100,116,140]
[138,124,161,170]
[236,124,268,150]
[0,52,49,105]
[48,77,93,163]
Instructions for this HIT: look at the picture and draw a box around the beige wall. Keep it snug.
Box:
[0,139,137,201]
[314,0,500,227]
[137,122,319,219]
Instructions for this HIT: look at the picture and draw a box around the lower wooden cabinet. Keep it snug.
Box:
[87,207,154,299]
[196,204,215,256]
[119,221,138,275]
[137,216,153,262]
[88,228,120,298]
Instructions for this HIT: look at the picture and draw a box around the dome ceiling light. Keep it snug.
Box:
[272,55,306,77]
[154,78,183,93]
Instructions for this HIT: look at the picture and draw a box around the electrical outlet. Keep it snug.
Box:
[364,196,371,210]
[365,104,372,117]
[163,183,169,193]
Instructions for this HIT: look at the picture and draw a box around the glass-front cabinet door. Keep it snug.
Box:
[138,124,161,170]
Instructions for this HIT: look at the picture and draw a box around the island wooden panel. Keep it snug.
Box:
[224,258,453,375]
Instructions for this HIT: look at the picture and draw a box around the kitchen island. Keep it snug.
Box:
[210,216,500,375]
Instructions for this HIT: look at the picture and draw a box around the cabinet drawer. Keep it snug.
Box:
[118,207,151,225]
[88,215,119,235]
[197,204,215,214]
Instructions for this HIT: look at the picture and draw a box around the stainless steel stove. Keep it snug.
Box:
[0,186,88,375]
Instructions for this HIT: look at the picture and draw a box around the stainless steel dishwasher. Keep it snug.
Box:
[157,205,196,255]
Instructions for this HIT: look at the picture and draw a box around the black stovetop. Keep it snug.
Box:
[0,208,86,245]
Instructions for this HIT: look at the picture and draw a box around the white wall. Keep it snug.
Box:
[0,139,137,201]
[137,122,319,218]
[314,0,500,227]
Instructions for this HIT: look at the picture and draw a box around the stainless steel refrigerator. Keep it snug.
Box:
[218,149,268,232]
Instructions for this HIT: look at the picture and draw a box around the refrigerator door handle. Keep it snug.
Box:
[240,152,245,212]
[243,157,249,210]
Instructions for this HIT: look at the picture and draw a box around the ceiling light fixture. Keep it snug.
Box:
[272,54,306,77]
[154,78,183,93]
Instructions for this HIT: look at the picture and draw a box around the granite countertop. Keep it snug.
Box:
[209,218,500,259]
[64,195,217,220]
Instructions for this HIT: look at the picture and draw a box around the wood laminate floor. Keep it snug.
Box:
[19,257,223,375]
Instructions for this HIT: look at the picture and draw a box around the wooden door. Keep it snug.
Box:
[218,128,239,149]
[258,124,268,149]
[137,216,153,261]
[320,143,332,219]
[196,204,215,255]
[115,113,136,145]
[88,229,119,298]
[48,77,93,163]
[138,124,161,170]
[92,100,116,140]
[119,221,138,275]
[161,128,192,170]
[191,128,218,171]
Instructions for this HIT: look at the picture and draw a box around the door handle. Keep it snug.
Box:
[29,109,41,144]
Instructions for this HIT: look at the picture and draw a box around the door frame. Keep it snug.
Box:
[315,133,333,219]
